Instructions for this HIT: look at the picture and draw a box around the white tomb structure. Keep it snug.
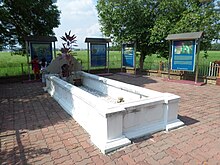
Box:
[45,71,184,154]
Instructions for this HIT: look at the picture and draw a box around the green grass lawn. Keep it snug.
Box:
[199,51,220,63]
[0,50,219,77]
[0,52,28,67]
[0,52,29,77]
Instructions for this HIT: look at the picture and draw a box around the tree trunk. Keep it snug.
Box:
[139,54,144,72]
[139,49,147,72]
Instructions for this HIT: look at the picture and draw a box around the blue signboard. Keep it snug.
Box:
[122,44,135,68]
[90,44,107,67]
[30,43,53,64]
[171,40,196,72]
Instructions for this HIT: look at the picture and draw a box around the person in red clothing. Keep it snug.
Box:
[30,55,40,80]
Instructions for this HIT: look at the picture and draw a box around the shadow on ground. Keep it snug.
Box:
[0,82,73,132]
[0,129,52,165]
[178,115,200,126]
[105,73,158,86]
[131,134,153,144]
[0,82,72,164]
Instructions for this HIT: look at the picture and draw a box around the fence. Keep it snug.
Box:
[0,60,219,79]
[208,62,219,77]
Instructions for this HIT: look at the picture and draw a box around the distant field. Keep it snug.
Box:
[0,50,219,77]
[0,50,219,65]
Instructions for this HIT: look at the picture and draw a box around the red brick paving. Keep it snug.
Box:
[0,74,220,165]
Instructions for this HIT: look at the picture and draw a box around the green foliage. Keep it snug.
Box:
[109,44,121,51]
[151,0,220,52]
[0,0,60,48]
[96,0,220,70]
[210,43,220,51]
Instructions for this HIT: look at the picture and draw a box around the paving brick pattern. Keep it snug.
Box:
[0,75,220,165]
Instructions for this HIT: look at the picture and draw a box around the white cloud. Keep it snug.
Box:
[53,0,103,49]
[86,23,102,37]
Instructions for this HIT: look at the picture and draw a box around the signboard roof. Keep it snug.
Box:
[166,31,203,41]
[85,38,111,43]
[24,36,57,42]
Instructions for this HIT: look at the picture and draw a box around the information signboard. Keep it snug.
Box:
[171,40,196,72]
[30,43,53,64]
[122,44,135,68]
[90,44,107,67]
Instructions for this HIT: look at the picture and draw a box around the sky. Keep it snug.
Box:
[53,0,103,49]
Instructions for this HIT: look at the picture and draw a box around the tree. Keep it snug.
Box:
[0,0,60,50]
[211,43,220,50]
[150,0,220,57]
[96,0,220,71]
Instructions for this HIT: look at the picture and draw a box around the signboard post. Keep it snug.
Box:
[166,32,203,84]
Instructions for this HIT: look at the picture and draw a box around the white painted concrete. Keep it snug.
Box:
[45,71,184,154]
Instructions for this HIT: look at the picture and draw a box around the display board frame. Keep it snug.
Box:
[171,40,196,72]
[30,42,53,64]
[122,43,136,68]
[85,38,111,72]
[90,43,107,67]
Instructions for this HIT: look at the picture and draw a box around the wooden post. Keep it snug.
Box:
[168,41,172,80]
[21,63,24,81]
[21,63,24,74]
[87,43,90,72]
[53,41,56,58]
[107,42,110,73]
[216,65,220,86]
[218,65,220,78]
[26,41,31,80]
[195,39,201,84]
[121,43,123,72]
[134,42,137,75]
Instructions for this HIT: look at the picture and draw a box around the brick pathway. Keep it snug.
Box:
[0,75,220,165]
